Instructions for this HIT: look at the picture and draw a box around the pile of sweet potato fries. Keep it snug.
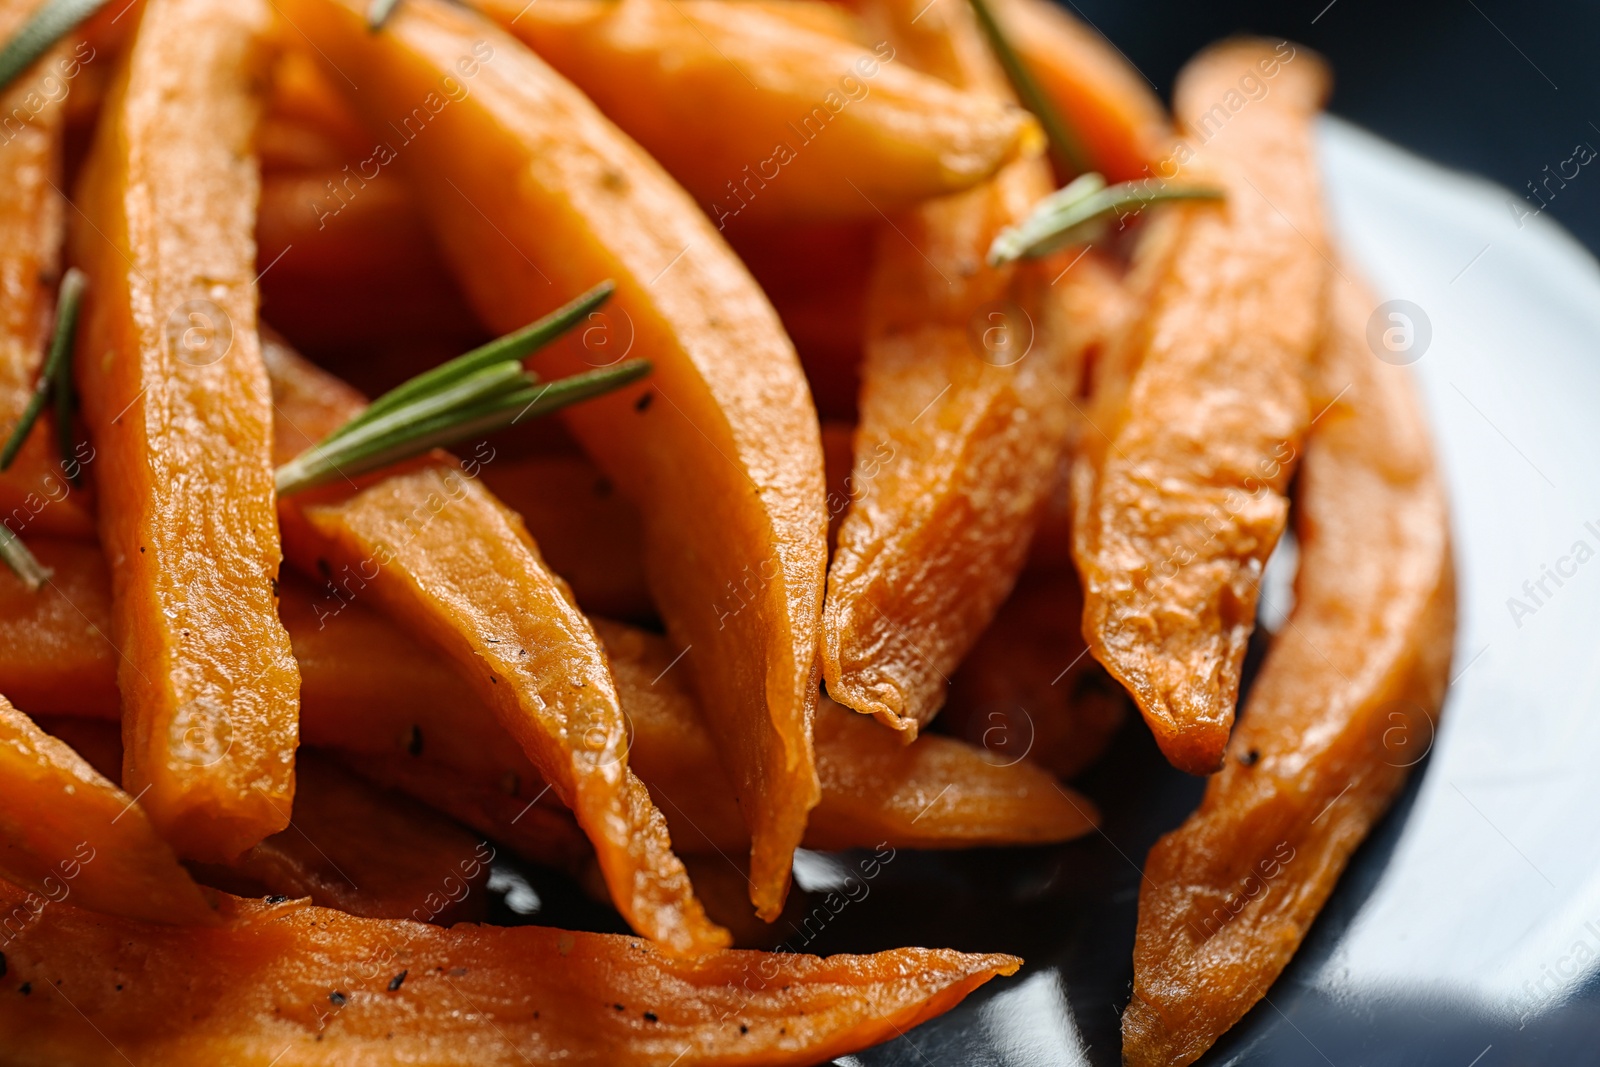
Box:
[0,0,1454,1063]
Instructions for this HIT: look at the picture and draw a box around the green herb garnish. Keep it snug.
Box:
[275,281,649,496]
[0,0,108,95]
[988,173,1224,265]
[0,268,85,590]
[964,0,1089,177]
[367,0,403,31]
[1,267,86,474]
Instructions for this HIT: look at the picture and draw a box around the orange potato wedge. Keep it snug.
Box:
[193,751,495,925]
[1121,271,1455,1066]
[339,616,1099,857]
[0,880,1019,1066]
[263,337,725,954]
[993,0,1170,182]
[328,608,1097,857]
[278,0,827,920]
[0,694,215,927]
[1,546,1096,856]
[825,0,1113,738]
[750,0,1169,183]
[68,0,300,862]
[34,717,493,924]
[0,539,121,718]
[337,749,603,884]
[1072,39,1331,774]
[474,0,1039,224]
[599,618,1098,852]
[0,20,96,542]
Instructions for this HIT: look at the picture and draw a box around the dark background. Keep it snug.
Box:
[1067,0,1600,254]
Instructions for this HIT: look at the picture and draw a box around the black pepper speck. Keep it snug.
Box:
[329,991,348,1007]
[266,895,288,905]
[388,971,407,992]
[643,1011,658,1023]
[1239,749,1261,767]
[18,983,29,996]
[634,391,653,413]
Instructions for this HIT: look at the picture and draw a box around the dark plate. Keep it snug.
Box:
[491,120,1600,1066]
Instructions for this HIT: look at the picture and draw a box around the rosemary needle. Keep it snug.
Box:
[964,0,1089,177]
[1,267,87,472]
[346,281,615,434]
[275,281,647,497]
[0,0,108,95]
[0,269,85,590]
[988,175,1224,265]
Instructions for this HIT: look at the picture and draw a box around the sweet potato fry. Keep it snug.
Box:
[1121,272,1455,1066]
[0,22,94,541]
[993,0,1169,182]
[4,541,1097,861]
[0,694,215,927]
[278,0,828,919]
[338,749,601,881]
[347,616,1099,856]
[825,0,1111,739]
[1072,39,1330,774]
[0,881,1019,1066]
[192,751,495,925]
[473,0,1039,224]
[68,0,300,861]
[601,617,1099,851]
[0,539,119,717]
[263,337,726,954]
[34,717,493,924]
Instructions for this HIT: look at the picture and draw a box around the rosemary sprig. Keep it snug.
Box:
[276,282,649,496]
[988,173,1224,265]
[964,0,1089,177]
[367,0,403,31]
[0,268,85,590]
[345,281,614,433]
[1,267,86,472]
[0,0,108,95]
